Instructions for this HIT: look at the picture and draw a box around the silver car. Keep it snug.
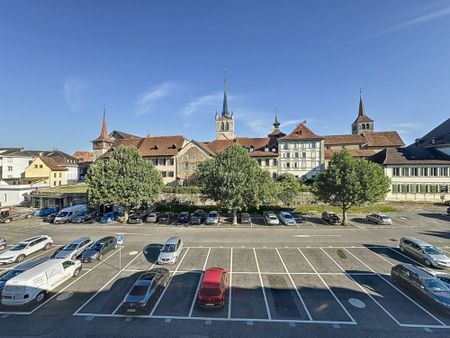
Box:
[157,237,183,265]
[278,212,296,225]
[264,211,280,225]
[366,213,392,225]
[0,236,6,251]
[400,237,450,268]
[206,211,219,225]
[55,237,94,260]
[145,212,160,223]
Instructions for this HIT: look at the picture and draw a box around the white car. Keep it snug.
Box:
[278,212,296,225]
[366,213,392,225]
[55,237,94,260]
[264,211,280,225]
[157,236,183,265]
[206,211,219,225]
[0,235,53,264]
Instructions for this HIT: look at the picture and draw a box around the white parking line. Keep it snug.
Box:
[388,247,426,267]
[228,247,233,319]
[299,248,356,324]
[148,248,190,317]
[275,248,312,321]
[344,248,446,327]
[188,248,210,317]
[253,248,271,320]
[73,249,141,315]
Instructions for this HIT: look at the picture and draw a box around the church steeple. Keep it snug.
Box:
[351,90,374,134]
[222,73,230,117]
[273,108,280,129]
[100,107,108,140]
[358,90,365,118]
[92,106,114,160]
[268,108,285,139]
[215,73,235,140]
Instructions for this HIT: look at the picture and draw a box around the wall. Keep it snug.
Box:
[0,183,47,207]
[49,170,68,187]
[176,143,212,183]
[24,157,51,185]
[0,156,33,180]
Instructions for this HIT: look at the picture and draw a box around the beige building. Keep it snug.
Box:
[176,141,214,184]
[24,156,68,187]
[371,118,450,202]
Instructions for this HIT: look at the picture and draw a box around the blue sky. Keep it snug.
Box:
[1,0,450,154]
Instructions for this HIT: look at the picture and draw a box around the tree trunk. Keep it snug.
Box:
[232,209,238,225]
[342,206,348,226]
[123,210,129,224]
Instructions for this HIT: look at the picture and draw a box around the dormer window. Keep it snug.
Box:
[264,147,269,152]
[249,146,254,152]
[271,147,276,152]
[170,144,177,149]
[152,145,159,150]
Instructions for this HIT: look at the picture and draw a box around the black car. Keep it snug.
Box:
[43,212,57,223]
[81,236,117,263]
[121,268,170,313]
[239,213,250,224]
[72,210,100,224]
[177,212,190,225]
[190,210,205,225]
[157,213,171,224]
[127,209,151,224]
[292,213,306,223]
[321,211,342,225]
[391,264,450,312]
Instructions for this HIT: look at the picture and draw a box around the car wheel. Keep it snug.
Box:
[16,254,25,263]
[36,292,46,303]
[44,243,51,250]
[25,214,32,219]
[425,259,432,267]
[73,267,81,277]
[4,219,10,224]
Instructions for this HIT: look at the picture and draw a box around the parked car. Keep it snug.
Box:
[321,211,342,225]
[206,211,219,225]
[197,267,227,308]
[71,209,100,224]
[263,211,280,225]
[81,236,117,263]
[0,235,53,264]
[43,212,57,223]
[121,268,170,313]
[157,213,171,224]
[157,237,183,265]
[177,212,190,225]
[145,212,160,223]
[292,213,306,223]
[0,236,6,251]
[128,209,151,224]
[0,257,50,296]
[399,237,450,268]
[239,213,251,224]
[278,211,296,225]
[391,264,450,312]
[33,206,59,217]
[55,237,94,260]
[190,210,206,225]
[100,211,120,224]
[50,246,64,258]
[0,207,33,224]
[54,205,87,224]
[1,259,82,306]
[366,213,392,225]
[447,207,450,216]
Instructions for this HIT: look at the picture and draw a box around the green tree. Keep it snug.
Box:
[276,173,303,207]
[312,149,390,225]
[86,146,163,218]
[196,144,277,224]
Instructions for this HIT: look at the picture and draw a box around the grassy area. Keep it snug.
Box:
[295,203,398,215]
[37,183,88,194]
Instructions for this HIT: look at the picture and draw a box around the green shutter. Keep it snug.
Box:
[392,185,399,193]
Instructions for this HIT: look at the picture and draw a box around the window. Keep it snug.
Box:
[182,155,188,161]
[183,162,189,170]
[7,166,12,171]
[440,185,449,193]
[392,185,399,193]
[286,162,290,168]
[283,143,288,150]
[169,159,174,166]
[311,142,316,149]
[152,159,158,165]
[401,168,410,176]
[264,147,269,152]
[62,261,75,269]
[265,159,270,166]
[311,152,316,158]
[257,159,262,166]
[161,171,167,178]
[440,167,449,176]
[53,181,57,186]
[34,164,38,169]
[302,152,306,158]
[39,165,43,169]
[286,153,290,158]
[58,181,61,186]
[430,167,438,176]
[421,167,428,176]
[393,168,400,176]
[59,173,62,178]
[273,159,277,166]
[168,171,174,178]
[411,167,419,176]
[53,173,57,178]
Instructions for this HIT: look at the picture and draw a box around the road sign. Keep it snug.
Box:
[116,235,124,246]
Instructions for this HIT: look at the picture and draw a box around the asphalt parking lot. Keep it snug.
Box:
[0,208,449,338]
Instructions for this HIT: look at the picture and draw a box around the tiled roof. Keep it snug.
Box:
[268,128,286,138]
[39,156,68,171]
[72,151,94,163]
[279,123,324,141]
[204,138,278,158]
[325,149,376,159]
[109,130,141,140]
[324,131,404,148]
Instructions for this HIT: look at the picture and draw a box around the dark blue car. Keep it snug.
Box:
[33,206,59,217]
[100,211,119,224]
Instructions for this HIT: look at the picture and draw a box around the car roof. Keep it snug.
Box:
[21,235,46,243]
[97,236,115,244]
[9,259,69,282]
[165,236,180,244]
[401,237,433,247]
[202,267,225,286]
[68,237,91,245]
[395,264,434,279]
[13,257,50,271]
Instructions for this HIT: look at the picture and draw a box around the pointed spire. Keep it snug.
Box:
[358,88,365,117]
[100,105,108,139]
[273,107,280,128]
[221,70,229,117]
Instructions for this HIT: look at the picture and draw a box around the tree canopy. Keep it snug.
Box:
[86,145,163,213]
[312,149,390,224]
[276,173,303,206]
[196,144,277,224]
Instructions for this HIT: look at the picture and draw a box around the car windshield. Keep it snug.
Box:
[423,246,443,255]
[161,244,176,253]
[64,244,78,251]
[200,287,221,296]
[91,243,103,251]
[209,213,217,217]
[129,285,148,296]
[58,212,69,217]
[148,213,156,217]
[283,214,293,219]
[10,244,27,251]
[424,279,450,292]
[0,269,22,281]
[380,215,390,219]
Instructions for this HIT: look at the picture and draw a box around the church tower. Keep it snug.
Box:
[351,91,374,134]
[215,76,235,140]
[92,108,114,160]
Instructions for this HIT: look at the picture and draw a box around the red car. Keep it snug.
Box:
[197,267,227,308]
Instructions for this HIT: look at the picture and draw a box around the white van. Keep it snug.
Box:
[54,205,87,224]
[1,259,82,306]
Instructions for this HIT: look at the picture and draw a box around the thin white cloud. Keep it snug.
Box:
[135,82,173,116]
[63,79,84,111]
[370,6,450,38]
[182,92,222,116]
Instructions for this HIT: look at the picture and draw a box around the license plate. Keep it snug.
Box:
[205,303,214,306]
[127,309,136,313]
